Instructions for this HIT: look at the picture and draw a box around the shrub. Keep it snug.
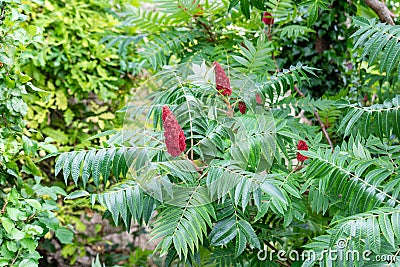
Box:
[0,1,69,266]
[23,0,134,150]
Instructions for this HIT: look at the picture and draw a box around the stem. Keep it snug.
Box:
[0,3,6,21]
[265,25,280,72]
[314,110,334,151]
[2,114,8,127]
[226,98,234,118]
[266,242,278,251]
[293,161,303,172]
[196,19,217,42]
[184,153,207,172]
[293,85,305,97]
[24,212,37,222]
[294,86,334,151]
[11,249,20,265]
[1,199,8,214]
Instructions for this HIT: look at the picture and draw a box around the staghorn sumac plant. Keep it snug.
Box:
[0,0,397,265]
[51,59,304,264]
[56,58,400,266]
[55,8,400,266]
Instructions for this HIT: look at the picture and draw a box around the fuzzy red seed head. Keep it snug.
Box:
[162,106,172,123]
[213,62,232,96]
[255,94,263,104]
[262,12,274,25]
[296,140,309,162]
[238,101,246,114]
[178,129,186,152]
[162,106,186,157]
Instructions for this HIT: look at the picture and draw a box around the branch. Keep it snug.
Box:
[24,212,37,223]
[294,86,334,151]
[313,110,334,151]
[364,0,395,25]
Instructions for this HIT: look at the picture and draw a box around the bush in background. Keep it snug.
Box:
[0,1,71,266]
[23,0,135,151]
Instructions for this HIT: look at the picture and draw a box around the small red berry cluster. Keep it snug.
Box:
[296,140,308,162]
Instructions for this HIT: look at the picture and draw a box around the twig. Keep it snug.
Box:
[24,212,37,222]
[293,162,304,172]
[264,25,280,72]
[196,19,217,43]
[10,249,20,265]
[294,85,305,97]
[0,3,6,21]
[2,114,8,126]
[1,199,8,214]
[225,98,234,118]
[184,154,207,173]
[364,0,395,25]
[314,110,334,151]
[266,242,278,252]
[294,86,334,151]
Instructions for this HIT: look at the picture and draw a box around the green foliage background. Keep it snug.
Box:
[23,0,134,150]
[1,0,400,266]
[0,1,72,266]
